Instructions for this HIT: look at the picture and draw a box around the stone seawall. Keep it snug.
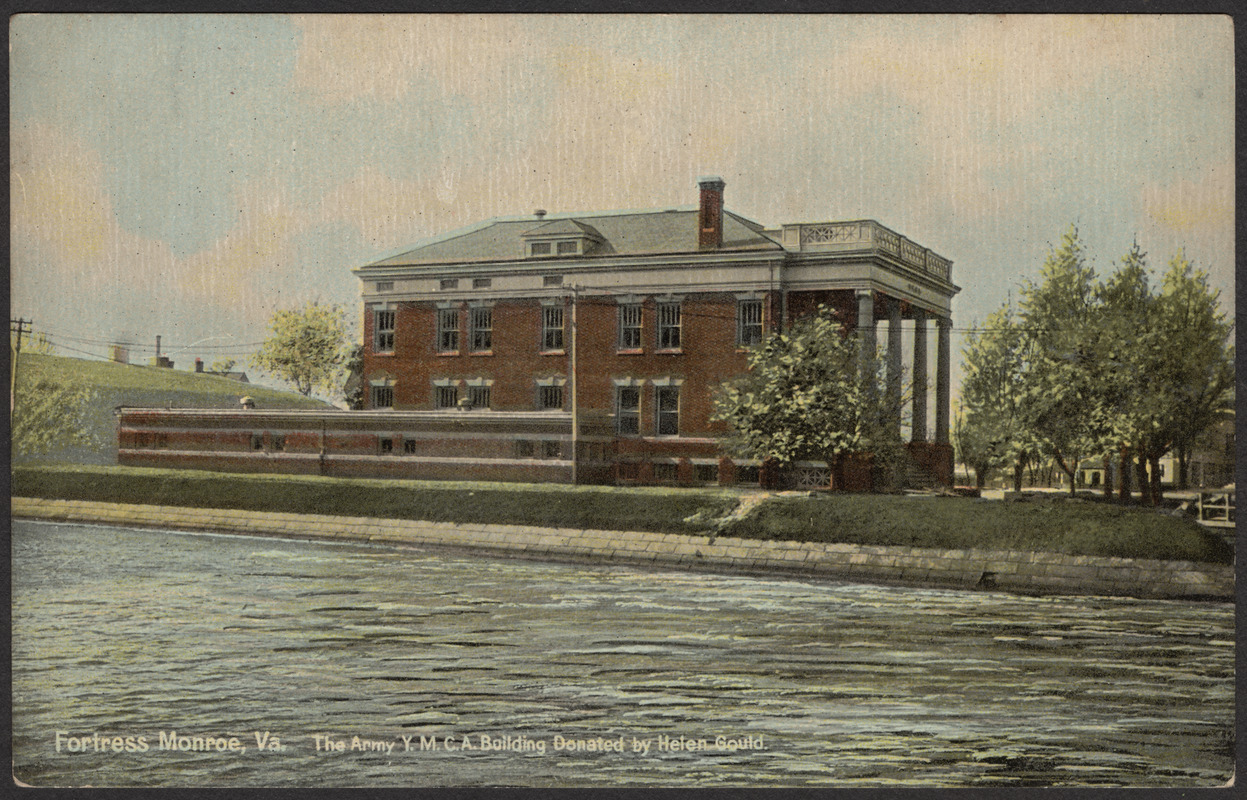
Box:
[12,497,1233,601]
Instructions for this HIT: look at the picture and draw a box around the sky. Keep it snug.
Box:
[9,14,1234,394]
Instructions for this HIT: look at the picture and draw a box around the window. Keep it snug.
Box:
[440,278,459,290]
[251,434,263,451]
[657,302,681,350]
[616,386,640,435]
[542,440,562,459]
[542,305,564,351]
[371,385,394,409]
[470,307,493,352]
[437,308,460,353]
[473,277,492,289]
[435,385,458,409]
[655,386,679,435]
[403,439,417,455]
[737,299,764,346]
[467,385,491,409]
[556,240,577,255]
[272,434,285,452]
[375,281,393,292]
[618,303,642,350]
[539,384,564,410]
[695,463,719,484]
[736,465,761,485]
[543,275,564,287]
[515,440,535,458]
[375,309,396,353]
[530,242,551,256]
[379,437,394,455]
[653,462,678,482]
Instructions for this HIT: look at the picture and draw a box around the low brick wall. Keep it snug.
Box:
[11,497,1233,601]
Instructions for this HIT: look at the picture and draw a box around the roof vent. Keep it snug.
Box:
[534,209,547,219]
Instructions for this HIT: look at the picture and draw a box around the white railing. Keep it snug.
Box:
[1197,488,1235,527]
[787,221,951,282]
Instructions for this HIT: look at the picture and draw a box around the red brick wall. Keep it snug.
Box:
[363,292,769,439]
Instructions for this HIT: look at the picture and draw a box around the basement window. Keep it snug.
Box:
[467,385,491,410]
[371,385,394,409]
[435,385,459,409]
[440,278,459,290]
[379,438,394,455]
[539,384,564,410]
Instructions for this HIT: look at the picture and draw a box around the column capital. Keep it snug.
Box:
[935,315,953,330]
[854,288,874,301]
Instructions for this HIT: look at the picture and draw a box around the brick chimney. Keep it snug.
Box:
[697,176,725,250]
[195,358,204,373]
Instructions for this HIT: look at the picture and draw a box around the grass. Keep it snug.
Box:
[13,464,1232,564]
[15,353,328,465]
[12,465,740,536]
[722,493,1233,565]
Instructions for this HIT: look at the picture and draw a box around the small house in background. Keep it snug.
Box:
[193,358,249,383]
[109,345,129,365]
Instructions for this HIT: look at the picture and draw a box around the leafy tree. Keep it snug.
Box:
[1153,252,1234,490]
[252,302,352,397]
[957,303,1036,491]
[1094,241,1158,502]
[1015,228,1104,494]
[12,377,97,459]
[210,358,237,374]
[712,306,902,489]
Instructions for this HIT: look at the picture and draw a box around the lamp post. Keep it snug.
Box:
[569,284,579,485]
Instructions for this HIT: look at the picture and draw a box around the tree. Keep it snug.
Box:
[1017,226,1113,495]
[252,302,352,397]
[1153,252,1234,490]
[712,306,902,489]
[12,377,97,459]
[957,303,1036,491]
[210,358,237,374]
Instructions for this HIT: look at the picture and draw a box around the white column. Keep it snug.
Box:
[935,316,951,444]
[886,297,903,432]
[856,289,876,369]
[911,308,928,442]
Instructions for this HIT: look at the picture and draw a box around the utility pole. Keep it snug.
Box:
[10,317,31,416]
[569,284,579,485]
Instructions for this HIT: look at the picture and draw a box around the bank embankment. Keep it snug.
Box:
[13,497,1233,601]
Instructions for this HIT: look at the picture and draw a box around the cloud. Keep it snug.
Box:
[290,15,536,106]
[10,121,350,350]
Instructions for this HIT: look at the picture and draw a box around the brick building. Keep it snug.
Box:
[351,178,959,487]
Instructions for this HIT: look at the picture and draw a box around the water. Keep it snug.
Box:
[11,520,1234,787]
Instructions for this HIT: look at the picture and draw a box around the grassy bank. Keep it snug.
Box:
[12,465,1232,564]
[12,465,738,536]
[721,493,1233,565]
[15,354,327,466]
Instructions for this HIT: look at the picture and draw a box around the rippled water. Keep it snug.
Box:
[11,520,1234,787]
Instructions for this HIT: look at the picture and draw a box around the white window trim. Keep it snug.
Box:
[537,376,567,387]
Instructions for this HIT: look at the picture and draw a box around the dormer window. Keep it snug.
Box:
[522,218,604,259]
